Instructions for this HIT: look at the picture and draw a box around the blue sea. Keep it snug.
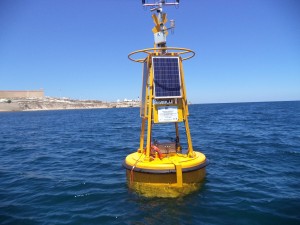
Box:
[0,101,299,225]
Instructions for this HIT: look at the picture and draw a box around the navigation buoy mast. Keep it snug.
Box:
[124,0,208,198]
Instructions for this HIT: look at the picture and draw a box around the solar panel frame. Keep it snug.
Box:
[152,56,182,99]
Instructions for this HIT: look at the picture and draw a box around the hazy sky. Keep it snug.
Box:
[0,0,299,103]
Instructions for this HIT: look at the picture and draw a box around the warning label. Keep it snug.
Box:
[158,106,178,123]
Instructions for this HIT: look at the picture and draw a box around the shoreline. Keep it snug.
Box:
[0,97,139,112]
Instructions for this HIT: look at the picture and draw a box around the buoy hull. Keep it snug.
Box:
[123,151,208,198]
[125,167,206,183]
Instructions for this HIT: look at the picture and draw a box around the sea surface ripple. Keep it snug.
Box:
[0,101,299,225]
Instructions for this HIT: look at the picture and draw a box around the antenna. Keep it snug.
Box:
[170,19,175,34]
[142,0,180,48]
[142,0,179,7]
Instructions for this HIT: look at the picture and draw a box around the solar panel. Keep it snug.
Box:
[152,57,182,98]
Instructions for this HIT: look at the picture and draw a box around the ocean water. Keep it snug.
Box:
[0,101,299,225]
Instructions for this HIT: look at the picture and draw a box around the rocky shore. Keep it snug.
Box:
[0,97,139,112]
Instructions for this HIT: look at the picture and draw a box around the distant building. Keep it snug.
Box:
[124,98,133,102]
[0,90,44,99]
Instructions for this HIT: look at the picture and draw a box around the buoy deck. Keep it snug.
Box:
[124,151,207,173]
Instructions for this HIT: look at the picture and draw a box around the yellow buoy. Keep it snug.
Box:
[123,1,208,198]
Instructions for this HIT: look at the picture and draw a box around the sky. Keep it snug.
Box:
[0,0,299,103]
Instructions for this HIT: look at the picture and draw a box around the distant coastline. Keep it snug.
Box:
[1,97,298,112]
[0,97,139,112]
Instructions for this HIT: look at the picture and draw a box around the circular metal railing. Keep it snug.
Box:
[128,47,195,63]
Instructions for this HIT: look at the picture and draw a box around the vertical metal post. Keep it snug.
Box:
[139,118,146,152]
[140,57,150,153]
[179,59,194,156]
[175,122,179,148]
[144,56,150,118]
[175,122,179,139]
[175,122,181,152]
[145,58,154,161]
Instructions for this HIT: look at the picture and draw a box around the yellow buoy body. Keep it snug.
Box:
[125,4,208,197]
[123,151,208,198]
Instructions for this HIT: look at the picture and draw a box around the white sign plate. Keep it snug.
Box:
[158,106,178,123]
